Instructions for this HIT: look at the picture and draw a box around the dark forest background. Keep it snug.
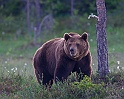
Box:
[0,0,124,38]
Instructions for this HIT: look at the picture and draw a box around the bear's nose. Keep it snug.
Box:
[70,48,74,53]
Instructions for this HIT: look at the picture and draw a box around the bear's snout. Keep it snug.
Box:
[70,48,74,53]
[69,47,77,56]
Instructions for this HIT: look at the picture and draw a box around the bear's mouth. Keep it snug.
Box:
[69,48,78,57]
[70,51,77,57]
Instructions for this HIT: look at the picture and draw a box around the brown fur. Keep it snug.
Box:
[33,32,92,86]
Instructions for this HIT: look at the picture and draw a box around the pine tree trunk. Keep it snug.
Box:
[33,0,41,44]
[34,0,41,35]
[96,0,109,78]
[27,0,30,34]
[71,0,74,16]
[71,0,74,27]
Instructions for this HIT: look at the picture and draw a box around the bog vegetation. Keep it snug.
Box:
[0,0,124,99]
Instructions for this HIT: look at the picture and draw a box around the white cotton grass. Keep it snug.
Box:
[116,60,120,70]
[117,66,120,70]
[11,67,18,72]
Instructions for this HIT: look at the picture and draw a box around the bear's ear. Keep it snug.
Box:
[64,33,71,41]
[81,32,88,41]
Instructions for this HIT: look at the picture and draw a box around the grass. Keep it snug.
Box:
[0,71,124,99]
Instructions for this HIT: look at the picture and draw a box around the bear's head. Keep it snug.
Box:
[64,32,89,61]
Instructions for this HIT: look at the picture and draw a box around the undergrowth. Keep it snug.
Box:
[0,71,124,99]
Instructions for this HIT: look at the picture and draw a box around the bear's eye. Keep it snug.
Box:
[76,43,80,47]
[69,44,72,46]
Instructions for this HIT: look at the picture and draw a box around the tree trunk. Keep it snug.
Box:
[27,0,30,33]
[71,0,74,16]
[33,0,41,44]
[96,0,109,78]
[35,0,41,34]
[71,0,74,27]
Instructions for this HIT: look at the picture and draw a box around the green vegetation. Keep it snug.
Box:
[0,71,124,99]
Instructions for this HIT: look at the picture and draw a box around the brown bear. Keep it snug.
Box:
[33,32,92,86]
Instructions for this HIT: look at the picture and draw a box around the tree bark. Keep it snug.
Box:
[71,0,74,27]
[71,0,74,17]
[27,0,30,33]
[33,0,41,44]
[34,0,41,31]
[96,0,109,78]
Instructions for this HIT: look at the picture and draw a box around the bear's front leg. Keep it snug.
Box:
[54,60,75,83]
[76,53,92,80]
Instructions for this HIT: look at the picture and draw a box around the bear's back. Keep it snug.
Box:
[39,38,65,75]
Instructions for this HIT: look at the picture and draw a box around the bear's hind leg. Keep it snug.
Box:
[43,73,53,86]
[35,69,42,84]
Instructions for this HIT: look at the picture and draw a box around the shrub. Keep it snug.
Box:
[72,75,107,99]
[0,71,124,99]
